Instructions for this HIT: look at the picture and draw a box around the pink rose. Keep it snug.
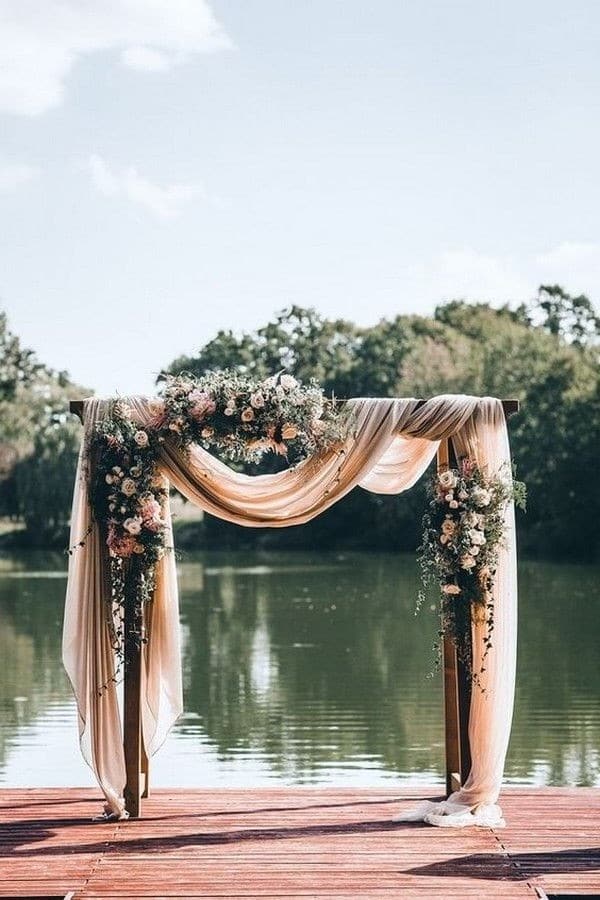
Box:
[140,498,161,522]
[442,583,461,595]
[281,423,298,440]
[189,393,217,421]
[144,519,163,533]
[107,527,137,559]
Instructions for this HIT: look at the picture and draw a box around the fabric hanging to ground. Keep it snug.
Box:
[63,394,517,822]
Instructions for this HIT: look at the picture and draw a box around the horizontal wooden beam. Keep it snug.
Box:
[69,397,520,423]
[69,399,84,421]
[415,398,519,416]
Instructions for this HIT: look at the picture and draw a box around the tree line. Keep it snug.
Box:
[0,286,598,559]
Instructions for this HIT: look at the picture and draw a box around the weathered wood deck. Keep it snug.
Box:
[0,787,598,898]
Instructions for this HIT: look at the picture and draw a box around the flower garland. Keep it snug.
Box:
[417,458,526,685]
[158,369,347,464]
[84,371,347,681]
[86,399,170,683]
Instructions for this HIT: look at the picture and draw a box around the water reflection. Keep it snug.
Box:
[0,550,598,787]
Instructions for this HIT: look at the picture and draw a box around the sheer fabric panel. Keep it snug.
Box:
[63,395,517,819]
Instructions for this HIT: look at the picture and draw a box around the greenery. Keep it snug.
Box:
[0,283,597,559]
[159,369,347,464]
[418,460,526,682]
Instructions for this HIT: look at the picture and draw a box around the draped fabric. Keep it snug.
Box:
[63,394,517,823]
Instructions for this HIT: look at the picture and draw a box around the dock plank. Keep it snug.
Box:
[0,787,598,898]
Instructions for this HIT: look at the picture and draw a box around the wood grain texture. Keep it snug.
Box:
[0,787,597,899]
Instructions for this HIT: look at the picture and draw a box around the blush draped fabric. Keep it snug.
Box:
[63,395,517,821]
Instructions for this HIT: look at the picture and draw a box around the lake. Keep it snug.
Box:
[0,550,598,789]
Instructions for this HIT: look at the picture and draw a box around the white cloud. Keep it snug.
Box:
[402,243,600,312]
[0,1,232,116]
[534,242,600,295]
[437,248,530,301]
[0,160,40,192]
[120,46,171,72]
[406,248,531,305]
[87,154,201,219]
[536,241,600,268]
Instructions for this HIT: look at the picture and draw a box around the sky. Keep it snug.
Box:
[1,0,600,396]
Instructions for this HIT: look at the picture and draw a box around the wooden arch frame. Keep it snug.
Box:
[70,396,519,817]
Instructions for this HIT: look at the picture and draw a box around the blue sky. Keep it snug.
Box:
[1,1,599,395]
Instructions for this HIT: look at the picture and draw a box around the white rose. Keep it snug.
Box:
[444,492,454,502]
[105,474,114,485]
[224,407,235,416]
[449,500,459,509]
[280,374,298,390]
[123,517,143,536]
[121,478,137,497]
[250,392,265,409]
[472,487,492,507]
[439,470,458,490]
[148,398,165,420]
[469,529,486,546]
[134,430,149,448]
[115,402,132,419]
[470,545,480,556]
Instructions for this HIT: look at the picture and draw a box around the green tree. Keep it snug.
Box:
[531,284,600,347]
[165,289,599,560]
[13,424,80,544]
[0,310,87,544]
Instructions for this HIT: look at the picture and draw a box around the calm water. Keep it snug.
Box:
[0,550,598,788]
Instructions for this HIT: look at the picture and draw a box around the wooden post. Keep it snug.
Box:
[141,743,150,799]
[437,437,468,795]
[123,625,143,817]
[69,399,149,817]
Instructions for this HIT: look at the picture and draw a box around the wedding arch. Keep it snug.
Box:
[65,392,519,825]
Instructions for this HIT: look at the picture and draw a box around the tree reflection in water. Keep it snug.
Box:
[0,550,598,786]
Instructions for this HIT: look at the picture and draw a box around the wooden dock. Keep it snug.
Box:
[0,787,598,898]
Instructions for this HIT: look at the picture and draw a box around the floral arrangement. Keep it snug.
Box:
[85,399,170,673]
[157,369,346,464]
[82,371,347,680]
[418,457,526,683]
